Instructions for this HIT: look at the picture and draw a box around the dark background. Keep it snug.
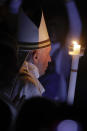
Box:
[22,0,87,46]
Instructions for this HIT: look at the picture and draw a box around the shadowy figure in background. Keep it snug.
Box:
[0,32,18,98]
[0,98,13,131]
[0,1,22,126]
[13,96,87,131]
[0,0,22,36]
[13,96,58,131]
[39,0,82,102]
[0,32,18,119]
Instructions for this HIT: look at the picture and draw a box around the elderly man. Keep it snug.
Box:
[11,8,51,107]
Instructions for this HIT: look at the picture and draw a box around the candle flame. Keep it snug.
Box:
[69,41,81,55]
[72,41,78,45]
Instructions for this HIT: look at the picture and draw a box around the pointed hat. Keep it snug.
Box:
[18,9,51,51]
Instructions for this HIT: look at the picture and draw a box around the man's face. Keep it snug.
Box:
[34,46,51,76]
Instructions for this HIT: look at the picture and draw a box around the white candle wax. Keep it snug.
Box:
[67,41,81,105]
[67,55,80,104]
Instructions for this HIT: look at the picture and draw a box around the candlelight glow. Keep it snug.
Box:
[69,41,81,55]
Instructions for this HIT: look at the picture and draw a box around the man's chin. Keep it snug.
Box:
[39,67,48,77]
[40,71,45,77]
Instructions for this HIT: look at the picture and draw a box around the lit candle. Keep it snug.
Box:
[67,41,82,105]
[69,41,81,55]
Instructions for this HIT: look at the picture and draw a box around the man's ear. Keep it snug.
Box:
[33,50,38,64]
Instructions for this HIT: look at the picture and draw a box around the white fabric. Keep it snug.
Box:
[39,12,49,42]
[18,9,38,43]
[18,10,49,43]
[23,62,40,78]
[19,61,45,99]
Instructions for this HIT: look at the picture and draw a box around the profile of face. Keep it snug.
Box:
[33,45,51,76]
